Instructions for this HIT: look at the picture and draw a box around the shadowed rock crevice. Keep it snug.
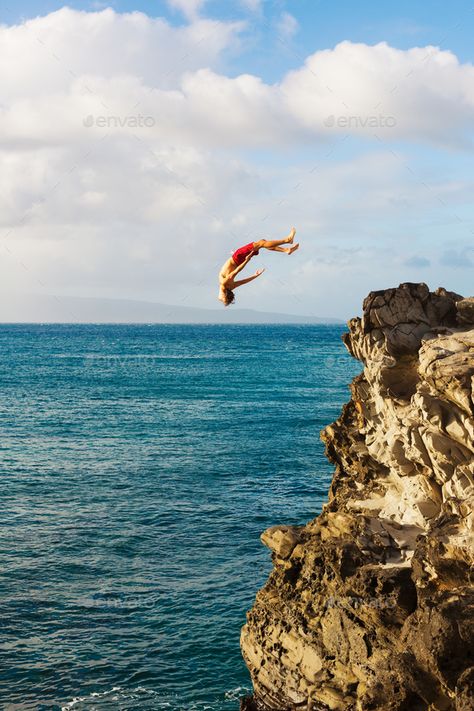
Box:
[241,283,474,711]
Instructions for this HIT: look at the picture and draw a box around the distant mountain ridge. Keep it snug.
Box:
[0,293,342,324]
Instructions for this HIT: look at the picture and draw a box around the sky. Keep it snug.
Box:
[1,0,473,319]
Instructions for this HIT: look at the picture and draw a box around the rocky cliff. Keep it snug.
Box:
[241,283,474,711]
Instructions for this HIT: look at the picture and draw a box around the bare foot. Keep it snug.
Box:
[285,242,299,255]
[286,227,296,243]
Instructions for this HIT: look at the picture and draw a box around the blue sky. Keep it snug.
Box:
[0,0,473,317]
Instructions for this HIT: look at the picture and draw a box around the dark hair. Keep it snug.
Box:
[222,287,235,306]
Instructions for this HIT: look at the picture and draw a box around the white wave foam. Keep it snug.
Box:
[61,685,251,710]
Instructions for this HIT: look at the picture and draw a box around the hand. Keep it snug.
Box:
[255,268,265,277]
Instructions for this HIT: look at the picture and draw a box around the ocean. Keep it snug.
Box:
[0,324,361,710]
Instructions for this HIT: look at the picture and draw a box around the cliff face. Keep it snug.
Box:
[241,283,474,711]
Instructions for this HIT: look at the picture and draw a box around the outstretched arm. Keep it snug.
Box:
[224,252,254,283]
[233,268,265,289]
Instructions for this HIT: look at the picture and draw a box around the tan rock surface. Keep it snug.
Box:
[241,283,474,711]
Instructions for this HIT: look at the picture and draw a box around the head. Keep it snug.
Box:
[219,285,235,306]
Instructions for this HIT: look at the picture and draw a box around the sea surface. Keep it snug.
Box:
[0,324,361,710]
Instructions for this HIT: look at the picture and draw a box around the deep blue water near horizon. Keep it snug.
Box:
[0,324,361,710]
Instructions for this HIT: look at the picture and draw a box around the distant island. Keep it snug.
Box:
[0,293,342,324]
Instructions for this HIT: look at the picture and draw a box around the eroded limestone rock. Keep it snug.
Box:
[241,283,474,711]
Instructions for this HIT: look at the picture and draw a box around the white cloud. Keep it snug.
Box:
[0,7,242,101]
[0,9,473,316]
[280,41,474,146]
[2,17,473,151]
[166,0,206,21]
[276,11,299,39]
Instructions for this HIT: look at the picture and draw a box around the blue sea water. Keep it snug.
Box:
[0,324,361,710]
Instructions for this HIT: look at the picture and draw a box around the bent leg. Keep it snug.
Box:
[257,227,296,250]
[264,242,300,255]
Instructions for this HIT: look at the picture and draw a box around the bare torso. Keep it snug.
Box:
[219,256,238,287]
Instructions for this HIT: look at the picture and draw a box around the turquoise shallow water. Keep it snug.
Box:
[0,324,361,710]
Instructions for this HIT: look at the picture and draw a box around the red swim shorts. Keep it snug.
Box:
[231,242,259,266]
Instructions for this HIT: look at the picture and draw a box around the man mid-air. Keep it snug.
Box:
[218,227,299,306]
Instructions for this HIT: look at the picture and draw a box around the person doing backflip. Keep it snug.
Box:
[218,227,299,306]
